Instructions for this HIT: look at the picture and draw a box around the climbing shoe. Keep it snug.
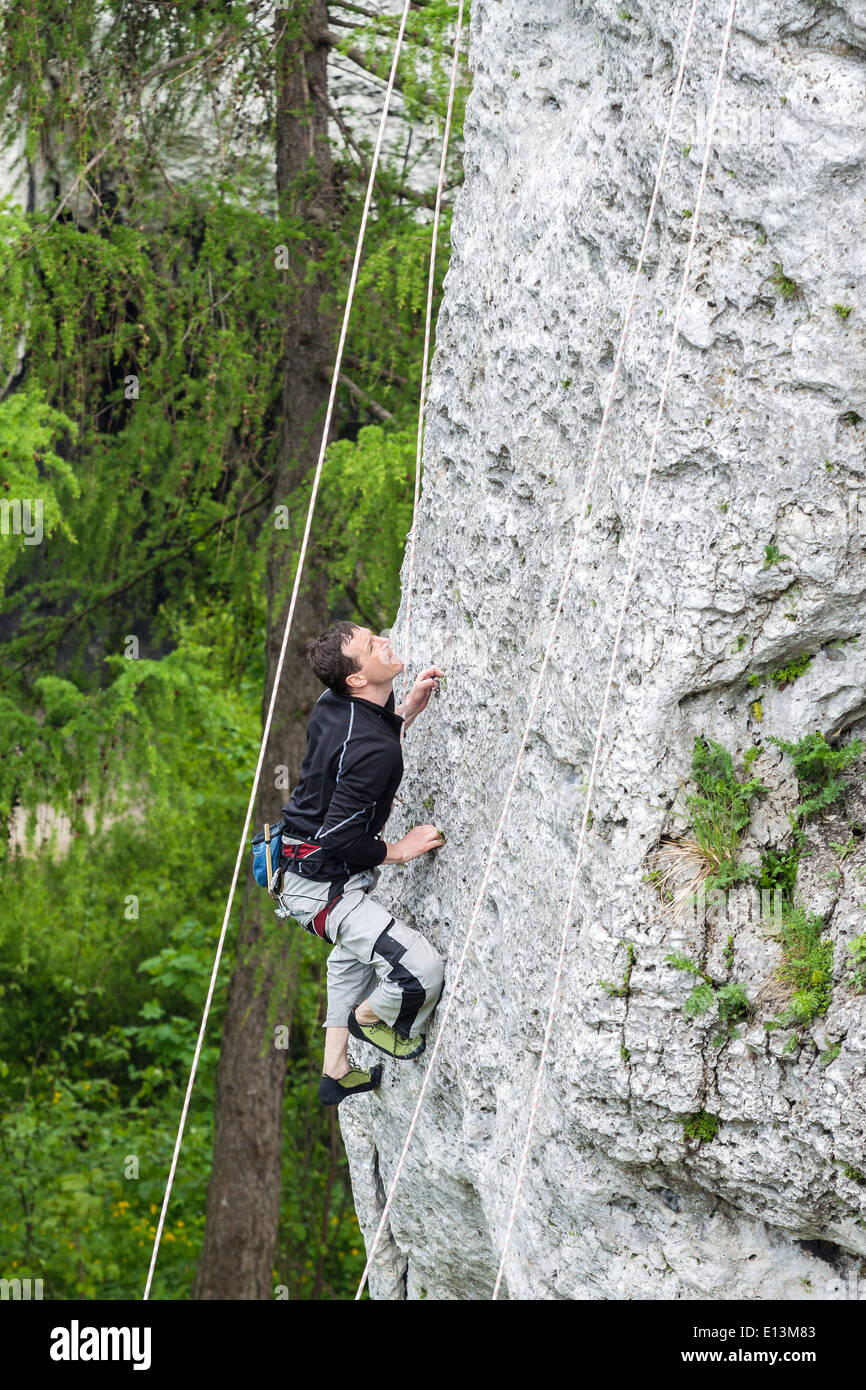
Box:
[318,1062,383,1107]
[347,1008,426,1060]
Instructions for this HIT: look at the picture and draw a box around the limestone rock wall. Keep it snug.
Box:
[341,0,866,1299]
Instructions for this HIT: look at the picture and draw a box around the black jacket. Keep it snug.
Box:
[280,687,404,881]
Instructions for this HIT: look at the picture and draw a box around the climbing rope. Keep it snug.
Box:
[143,0,418,1300]
[399,0,466,741]
[492,0,740,1299]
[355,0,709,1299]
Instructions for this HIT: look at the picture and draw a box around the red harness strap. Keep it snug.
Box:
[310,888,344,941]
[284,841,322,862]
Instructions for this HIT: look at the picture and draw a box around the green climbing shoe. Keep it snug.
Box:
[318,1062,383,1106]
[347,1008,426,1060]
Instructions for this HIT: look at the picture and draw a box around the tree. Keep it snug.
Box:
[191,0,339,1301]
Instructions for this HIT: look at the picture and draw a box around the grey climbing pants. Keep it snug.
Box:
[276,862,445,1040]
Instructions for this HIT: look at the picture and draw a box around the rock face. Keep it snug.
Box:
[340,0,866,1299]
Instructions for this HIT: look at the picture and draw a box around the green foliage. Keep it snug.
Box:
[819,1042,842,1068]
[0,190,285,693]
[847,933,866,993]
[683,982,715,1018]
[715,981,749,1026]
[0,608,267,841]
[830,835,856,861]
[665,952,749,1045]
[758,847,801,901]
[833,303,853,319]
[0,388,80,591]
[683,1111,719,1144]
[766,730,865,822]
[770,263,798,299]
[664,950,702,976]
[841,1163,866,1184]
[0,0,467,694]
[762,542,790,568]
[764,899,833,1029]
[309,426,416,627]
[0,635,248,1297]
[682,736,767,885]
[767,653,812,688]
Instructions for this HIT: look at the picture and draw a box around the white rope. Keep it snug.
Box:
[399,0,466,745]
[354,0,705,1299]
[142,0,416,1300]
[492,0,740,1299]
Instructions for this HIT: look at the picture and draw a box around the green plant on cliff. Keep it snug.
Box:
[762,542,791,569]
[645,741,766,921]
[846,934,866,993]
[758,846,801,901]
[683,1111,719,1144]
[664,952,750,1048]
[766,731,865,822]
[763,900,834,1030]
[682,738,767,891]
[770,263,798,299]
[767,653,813,688]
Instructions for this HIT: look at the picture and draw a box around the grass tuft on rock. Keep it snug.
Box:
[763,898,833,1029]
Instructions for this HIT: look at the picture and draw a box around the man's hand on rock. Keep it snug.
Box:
[384,824,445,864]
[398,666,445,726]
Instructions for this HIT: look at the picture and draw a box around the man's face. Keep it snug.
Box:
[342,625,403,691]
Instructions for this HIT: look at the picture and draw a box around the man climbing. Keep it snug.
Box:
[275,621,446,1106]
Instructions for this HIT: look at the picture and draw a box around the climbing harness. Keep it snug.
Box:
[356,0,740,1300]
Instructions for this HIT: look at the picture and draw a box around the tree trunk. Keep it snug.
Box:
[193,0,338,1300]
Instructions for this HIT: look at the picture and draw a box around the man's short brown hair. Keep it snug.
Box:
[307,621,361,695]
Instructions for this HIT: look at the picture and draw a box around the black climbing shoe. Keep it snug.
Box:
[347,1008,426,1060]
[318,1062,383,1106]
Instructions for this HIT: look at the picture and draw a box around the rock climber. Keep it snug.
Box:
[275,620,446,1106]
